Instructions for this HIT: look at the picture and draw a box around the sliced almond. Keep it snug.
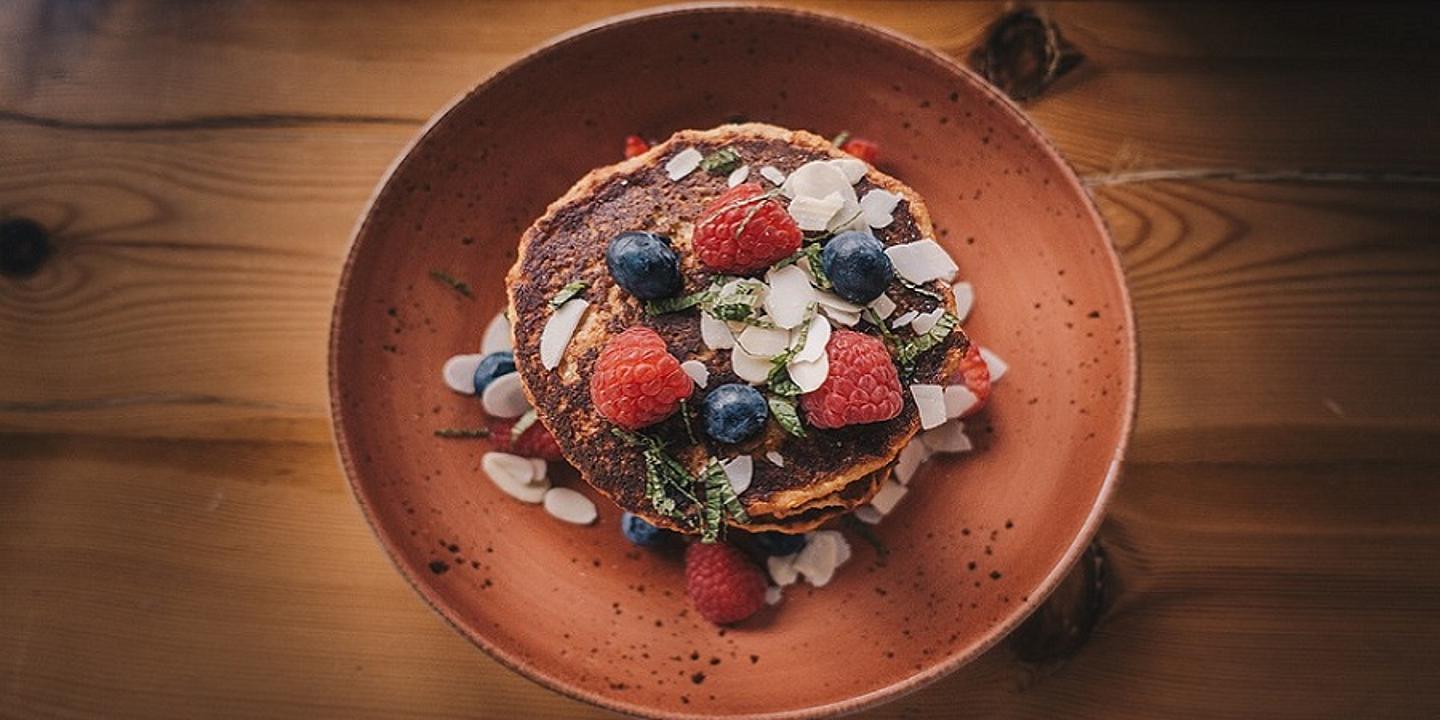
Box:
[762,265,816,329]
[821,305,860,327]
[815,291,865,314]
[665,147,703,181]
[910,384,947,430]
[731,345,774,384]
[944,385,979,418]
[483,452,548,503]
[792,312,831,363]
[765,585,784,606]
[759,165,787,185]
[795,530,851,587]
[764,451,785,468]
[854,504,884,525]
[952,281,975,323]
[788,192,845,232]
[890,310,919,329]
[543,487,598,525]
[701,314,736,350]
[859,188,901,228]
[723,455,754,495]
[885,239,958,284]
[680,359,709,388]
[481,372,530,418]
[922,422,973,453]
[540,298,588,370]
[980,347,1009,382]
[442,353,484,394]
[869,480,909,514]
[529,457,549,483]
[726,164,750,187]
[828,157,868,184]
[788,352,830,393]
[767,553,800,586]
[868,293,897,321]
[894,440,933,484]
[782,160,853,201]
[481,312,512,354]
[910,308,946,335]
[737,325,791,358]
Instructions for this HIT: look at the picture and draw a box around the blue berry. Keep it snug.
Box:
[821,230,894,304]
[605,231,682,300]
[621,512,670,547]
[701,383,768,444]
[472,351,515,395]
[753,531,806,557]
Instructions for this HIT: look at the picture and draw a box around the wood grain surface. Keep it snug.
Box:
[3,2,1438,718]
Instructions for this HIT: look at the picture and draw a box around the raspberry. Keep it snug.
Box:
[800,329,903,429]
[950,342,991,418]
[486,416,566,461]
[623,135,650,158]
[590,327,693,430]
[840,137,880,164]
[692,182,802,274]
[685,542,767,625]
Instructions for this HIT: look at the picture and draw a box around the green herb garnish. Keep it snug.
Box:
[433,427,490,438]
[429,270,473,298]
[549,281,588,308]
[699,147,742,175]
[699,459,751,543]
[646,288,712,315]
[892,312,958,366]
[768,396,806,438]
[510,408,538,441]
[612,428,701,526]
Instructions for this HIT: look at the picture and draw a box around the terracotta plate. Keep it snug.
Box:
[330,6,1135,718]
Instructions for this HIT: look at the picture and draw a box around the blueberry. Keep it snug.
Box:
[605,231,682,300]
[472,351,516,395]
[753,531,806,557]
[701,383,768,444]
[621,512,670,547]
[821,230,894,304]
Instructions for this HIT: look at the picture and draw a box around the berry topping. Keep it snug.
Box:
[685,542,768,625]
[605,231,683,300]
[623,134,651,158]
[821,230,895,303]
[485,416,566,461]
[840,137,880,164]
[471,351,516,395]
[701,383,769,444]
[753,531,806,557]
[621,511,671,547]
[951,342,992,418]
[693,182,802,274]
[799,330,903,429]
[590,327,693,430]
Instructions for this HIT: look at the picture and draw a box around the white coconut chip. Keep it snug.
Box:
[792,312,831,363]
[763,265,816,329]
[854,504,884,525]
[859,188,901,229]
[680,360,709,388]
[944,385,979,418]
[868,293,897,321]
[782,160,853,201]
[540,298,588,370]
[828,157,868,184]
[788,191,845,232]
[731,346,774,384]
[481,372,530,418]
[910,308,946,336]
[700,314,736,350]
[815,291,865,314]
[483,452,548,503]
[481,312,511,354]
[665,147,703,181]
[869,480,909,515]
[952,281,975,323]
[794,531,851,587]
[764,451,785,468]
[543,487,598,525]
[894,440,933,485]
[980,347,1009,382]
[723,455,754,495]
[765,585,784,606]
[759,165,787,185]
[890,309,919,329]
[767,553,800,586]
[788,352,830,393]
[885,239,959,284]
[910,384,947,430]
[726,164,750,187]
[737,325,791,358]
[442,353,484,394]
[821,305,860,327]
[922,422,974,453]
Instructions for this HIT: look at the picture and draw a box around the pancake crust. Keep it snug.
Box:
[507,123,966,533]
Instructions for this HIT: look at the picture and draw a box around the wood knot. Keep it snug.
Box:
[1007,540,1107,663]
[0,218,53,278]
[968,8,1085,101]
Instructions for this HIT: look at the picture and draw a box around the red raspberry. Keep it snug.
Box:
[685,542,767,625]
[623,135,650,158]
[950,342,991,418]
[692,182,802,274]
[840,137,880,164]
[800,329,903,429]
[486,417,566,461]
[590,327,693,430]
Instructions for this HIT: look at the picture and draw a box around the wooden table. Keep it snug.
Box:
[3,2,1438,717]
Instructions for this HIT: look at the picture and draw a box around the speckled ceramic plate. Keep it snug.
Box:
[329,6,1135,719]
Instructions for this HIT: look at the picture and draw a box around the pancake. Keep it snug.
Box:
[507,123,967,534]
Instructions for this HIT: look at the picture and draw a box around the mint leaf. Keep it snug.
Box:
[548,280,588,308]
[699,147,742,174]
[893,312,958,365]
[646,288,712,315]
[768,396,806,438]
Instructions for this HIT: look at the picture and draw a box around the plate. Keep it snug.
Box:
[330,6,1135,718]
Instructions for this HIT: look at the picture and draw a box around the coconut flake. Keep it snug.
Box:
[665,147,703,180]
[980,347,1009,382]
[763,265,816,329]
[782,160,853,201]
[815,291,865,314]
[731,346,774,384]
[765,585,784,605]
[922,422,974,453]
[886,239,958,284]
[869,480,909,514]
[794,530,851,587]
[868,294,897,321]
[764,451,785,468]
[759,165,787,185]
[767,553,800,586]
[821,305,860,327]
[543,487,598,525]
[442,353,484,394]
[737,325,791,358]
[910,308,946,335]
[793,312,831,363]
[726,164,750,187]
[679,360,709,388]
[788,352,830,393]
[890,310,919,329]
[952,281,975,323]
[788,191,845,231]
[723,455,754,495]
[701,314,736,350]
[529,457,548,482]
[540,298,589,370]
[828,157,868,184]
[859,189,901,228]
[482,372,530,418]
[910,384,947,430]
[481,312,511,354]
[894,440,933,484]
[483,452,548,503]
[944,385,979,418]
[854,504,884,525]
